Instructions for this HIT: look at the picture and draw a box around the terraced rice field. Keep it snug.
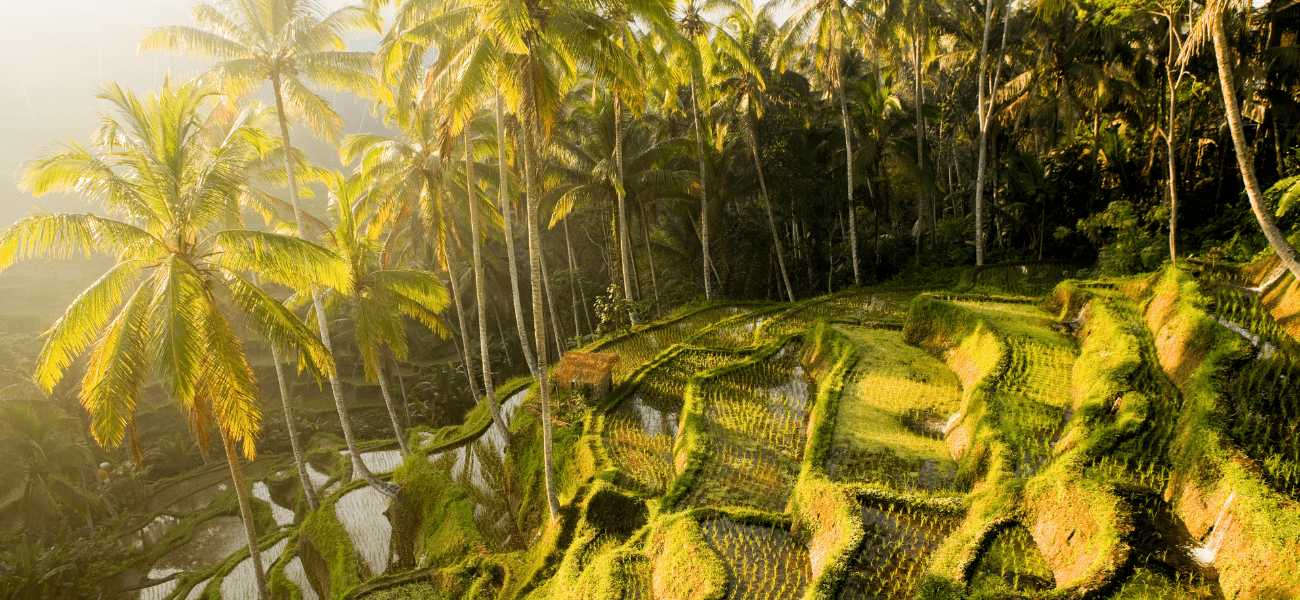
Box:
[826,327,962,492]
[596,306,752,382]
[604,350,741,495]
[955,301,1077,476]
[690,311,773,350]
[685,343,810,512]
[764,291,915,337]
[966,524,1056,596]
[1207,284,1300,497]
[838,499,962,600]
[700,516,811,600]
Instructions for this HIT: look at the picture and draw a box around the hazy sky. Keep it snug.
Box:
[0,0,362,225]
[0,0,777,226]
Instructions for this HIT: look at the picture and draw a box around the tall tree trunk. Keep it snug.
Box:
[392,353,410,425]
[467,126,511,445]
[222,429,268,600]
[638,201,661,309]
[1165,13,1186,268]
[563,219,583,339]
[493,306,514,368]
[271,346,318,510]
[375,366,409,456]
[520,97,560,522]
[270,73,393,497]
[497,94,540,379]
[837,78,861,285]
[442,229,484,402]
[915,32,925,257]
[974,0,1011,267]
[748,118,795,302]
[614,94,639,324]
[1212,14,1300,280]
[691,78,713,300]
[541,249,566,356]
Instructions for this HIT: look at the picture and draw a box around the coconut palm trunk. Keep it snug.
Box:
[614,95,640,324]
[541,249,566,356]
[690,78,714,300]
[746,121,794,302]
[222,429,268,600]
[466,126,511,444]
[271,346,318,510]
[443,247,484,401]
[974,0,1011,266]
[1165,13,1186,267]
[498,95,541,378]
[638,201,661,308]
[836,80,860,285]
[375,367,409,456]
[392,353,411,425]
[1211,13,1300,280]
[270,73,394,497]
[520,101,561,522]
[564,219,583,338]
[914,33,926,256]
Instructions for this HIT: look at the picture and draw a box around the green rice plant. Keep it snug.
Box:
[699,516,812,600]
[764,290,918,338]
[838,500,961,600]
[824,327,962,493]
[971,262,1082,297]
[595,306,753,382]
[951,301,1076,477]
[684,343,812,512]
[603,350,740,495]
[966,524,1055,596]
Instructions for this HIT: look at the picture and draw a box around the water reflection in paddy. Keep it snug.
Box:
[335,486,393,577]
[284,556,320,600]
[253,481,295,527]
[220,537,288,600]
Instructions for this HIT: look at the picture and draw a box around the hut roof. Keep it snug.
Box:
[554,352,620,385]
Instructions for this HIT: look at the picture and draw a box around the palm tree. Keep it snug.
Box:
[341,101,503,435]
[972,0,1013,265]
[1183,0,1300,280]
[312,174,452,457]
[0,400,94,535]
[139,0,400,496]
[775,0,871,284]
[672,0,724,299]
[462,119,512,443]
[716,0,796,301]
[6,81,336,600]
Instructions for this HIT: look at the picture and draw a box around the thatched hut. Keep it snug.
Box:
[553,352,620,399]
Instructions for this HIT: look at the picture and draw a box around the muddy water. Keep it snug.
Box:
[430,388,529,492]
[284,556,320,600]
[335,486,394,577]
[136,516,246,600]
[183,577,211,600]
[151,516,248,573]
[219,537,289,600]
[168,483,226,514]
[253,482,295,527]
[342,449,404,480]
[137,568,180,600]
[1124,489,1225,597]
[124,514,180,551]
[429,388,531,550]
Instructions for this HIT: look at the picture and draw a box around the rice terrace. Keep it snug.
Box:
[3,0,1300,599]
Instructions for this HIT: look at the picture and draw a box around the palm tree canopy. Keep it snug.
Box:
[1,80,338,459]
[139,0,379,142]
